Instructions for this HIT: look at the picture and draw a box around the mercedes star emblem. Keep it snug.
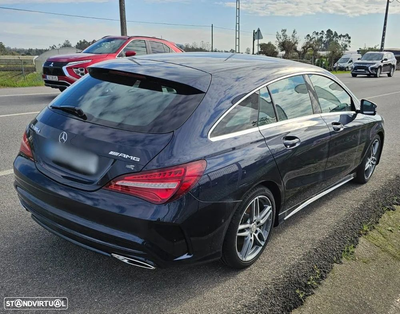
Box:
[59,131,68,144]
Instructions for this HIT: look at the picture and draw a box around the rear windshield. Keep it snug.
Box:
[48,68,205,133]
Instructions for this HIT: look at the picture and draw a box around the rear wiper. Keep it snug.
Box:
[50,105,87,120]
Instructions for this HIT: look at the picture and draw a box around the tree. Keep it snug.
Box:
[358,45,379,56]
[301,31,324,63]
[276,29,299,59]
[259,42,278,57]
[76,39,95,50]
[60,40,72,48]
[183,42,208,52]
[327,41,344,70]
[305,29,351,52]
[0,42,7,54]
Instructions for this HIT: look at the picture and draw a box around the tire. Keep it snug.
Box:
[375,67,381,78]
[221,186,276,269]
[351,73,357,77]
[388,66,395,77]
[354,135,381,184]
[59,87,66,92]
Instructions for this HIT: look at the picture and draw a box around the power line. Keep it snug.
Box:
[0,5,274,40]
[0,6,210,28]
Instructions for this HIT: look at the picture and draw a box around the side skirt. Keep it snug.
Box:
[280,174,356,221]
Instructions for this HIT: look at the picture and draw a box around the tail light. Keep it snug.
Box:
[105,160,206,204]
[20,132,34,160]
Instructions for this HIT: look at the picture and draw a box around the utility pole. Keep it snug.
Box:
[211,24,214,52]
[380,0,399,51]
[235,0,240,53]
[119,0,127,36]
[252,30,255,55]
[380,0,390,51]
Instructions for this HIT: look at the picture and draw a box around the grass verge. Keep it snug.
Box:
[0,71,44,88]
[236,178,400,314]
[331,70,351,75]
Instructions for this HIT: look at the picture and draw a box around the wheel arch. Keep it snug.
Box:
[376,130,384,165]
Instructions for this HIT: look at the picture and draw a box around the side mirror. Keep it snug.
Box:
[382,58,388,62]
[357,58,361,60]
[358,99,377,115]
[125,50,137,57]
[349,60,353,63]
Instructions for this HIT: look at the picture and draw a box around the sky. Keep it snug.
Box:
[0,0,399,52]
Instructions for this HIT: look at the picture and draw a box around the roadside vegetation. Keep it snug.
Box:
[0,71,43,88]
[293,204,400,314]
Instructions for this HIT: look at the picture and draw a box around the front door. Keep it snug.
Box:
[258,76,331,212]
[308,74,363,187]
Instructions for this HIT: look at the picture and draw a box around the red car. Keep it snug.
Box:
[42,36,183,91]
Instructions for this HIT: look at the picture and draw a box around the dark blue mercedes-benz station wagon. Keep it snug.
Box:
[14,53,384,269]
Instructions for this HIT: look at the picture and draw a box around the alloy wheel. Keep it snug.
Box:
[364,139,379,180]
[236,196,273,262]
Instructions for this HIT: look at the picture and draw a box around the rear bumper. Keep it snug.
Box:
[14,156,231,268]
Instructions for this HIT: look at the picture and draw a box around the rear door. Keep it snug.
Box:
[258,75,331,211]
[382,53,390,72]
[307,74,363,187]
[149,41,169,54]
[118,39,148,57]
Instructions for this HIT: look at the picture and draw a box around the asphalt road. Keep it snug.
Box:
[1,75,400,314]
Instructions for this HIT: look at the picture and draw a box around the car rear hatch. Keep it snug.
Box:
[30,60,211,191]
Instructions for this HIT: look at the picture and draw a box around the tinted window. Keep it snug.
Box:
[163,44,172,53]
[258,87,277,126]
[309,75,353,113]
[211,93,258,137]
[120,40,147,56]
[150,41,166,54]
[361,53,383,61]
[49,69,204,134]
[83,38,126,54]
[268,76,313,120]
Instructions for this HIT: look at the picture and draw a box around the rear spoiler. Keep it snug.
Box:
[89,58,211,93]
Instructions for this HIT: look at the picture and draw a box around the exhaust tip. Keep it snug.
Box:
[111,253,156,270]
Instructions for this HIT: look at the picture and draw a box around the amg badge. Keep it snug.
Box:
[109,151,140,162]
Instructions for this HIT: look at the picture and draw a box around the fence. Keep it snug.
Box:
[0,56,36,78]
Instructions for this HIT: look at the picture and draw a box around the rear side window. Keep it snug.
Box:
[268,75,313,120]
[49,68,205,133]
[120,40,147,56]
[164,45,172,53]
[211,92,259,137]
[258,87,277,126]
[150,41,167,54]
[308,75,353,113]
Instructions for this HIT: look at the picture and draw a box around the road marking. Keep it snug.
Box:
[0,111,39,118]
[0,169,13,177]
[0,92,58,98]
[363,90,400,100]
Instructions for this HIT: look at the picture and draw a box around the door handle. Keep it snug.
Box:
[332,122,344,132]
[283,136,301,149]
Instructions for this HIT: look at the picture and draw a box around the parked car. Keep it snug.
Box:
[15,53,384,269]
[334,53,361,71]
[42,36,183,91]
[351,51,397,77]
